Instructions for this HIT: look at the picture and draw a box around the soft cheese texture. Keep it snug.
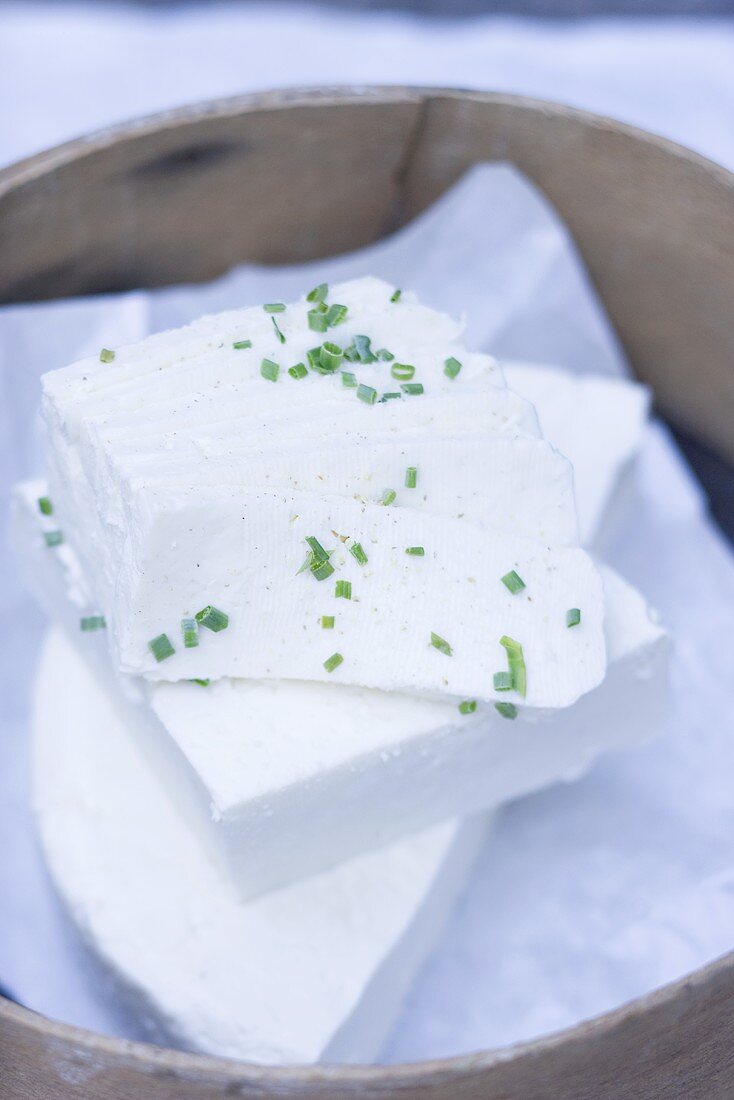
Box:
[33,628,487,1064]
[505,363,649,546]
[14,481,667,899]
[41,277,609,702]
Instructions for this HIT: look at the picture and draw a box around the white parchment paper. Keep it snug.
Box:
[1,164,733,1061]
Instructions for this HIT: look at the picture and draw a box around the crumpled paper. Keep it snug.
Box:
[1,163,732,1061]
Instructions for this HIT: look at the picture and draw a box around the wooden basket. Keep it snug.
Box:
[1,86,733,1099]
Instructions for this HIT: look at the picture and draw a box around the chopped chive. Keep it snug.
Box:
[349,542,368,566]
[376,348,395,361]
[263,303,286,313]
[319,342,343,372]
[500,635,527,698]
[232,339,252,350]
[430,632,453,656]
[324,652,344,673]
[341,371,358,388]
[357,383,377,406]
[390,289,402,303]
[306,346,323,371]
[493,671,513,692]
[495,701,518,720]
[321,615,335,629]
[501,570,526,595]
[459,700,477,715]
[37,496,53,516]
[311,558,335,581]
[289,362,308,379]
[326,303,348,327]
[308,310,328,333]
[380,488,397,506]
[405,546,425,556]
[260,358,279,382]
[343,343,360,363]
[567,607,582,628]
[195,605,229,632]
[182,617,199,648]
[401,382,424,396]
[391,362,415,381]
[405,466,417,489]
[306,283,328,303]
[352,334,377,363]
[191,678,210,687]
[379,392,402,402]
[306,536,329,563]
[444,356,462,379]
[271,316,286,344]
[43,530,63,547]
[99,348,115,363]
[149,633,175,662]
[80,615,106,632]
[335,579,352,600]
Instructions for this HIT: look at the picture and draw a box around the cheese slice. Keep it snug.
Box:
[14,482,666,900]
[504,363,649,546]
[32,627,488,1064]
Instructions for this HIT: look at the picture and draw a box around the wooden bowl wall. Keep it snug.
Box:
[1,87,733,1099]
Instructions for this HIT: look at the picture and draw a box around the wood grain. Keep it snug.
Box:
[0,86,733,1097]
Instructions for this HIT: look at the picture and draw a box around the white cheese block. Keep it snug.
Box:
[504,362,649,546]
[14,484,666,899]
[33,628,488,1064]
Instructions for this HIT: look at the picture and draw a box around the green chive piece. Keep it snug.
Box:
[357,383,377,406]
[321,615,335,629]
[324,652,344,673]
[232,339,252,350]
[567,607,582,628]
[306,283,328,303]
[501,570,526,595]
[341,371,358,388]
[80,615,106,632]
[191,678,210,687]
[311,558,335,581]
[306,536,329,562]
[43,530,63,547]
[99,348,115,363]
[349,542,368,566]
[319,342,343,371]
[263,303,286,313]
[444,356,462,379]
[391,362,415,381]
[289,363,308,379]
[401,382,424,396]
[182,617,199,648]
[37,496,53,516]
[376,348,394,361]
[459,700,477,715]
[195,606,229,632]
[343,343,360,363]
[352,334,377,363]
[335,579,352,600]
[430,632,453,656]
[302,537,334,582]
[308,310,329,333]
[495,701,518,720]
[261,358,279,382]
[405,546,425,556]
[493,671,514,692]
[326,303,348,327]
[500,635,527,698]
[390,289,402,303]
[271,316,286,344]
[380,488,397,506]
[405,466,417,489]
[379,392,402,402]
[149,633,175,662]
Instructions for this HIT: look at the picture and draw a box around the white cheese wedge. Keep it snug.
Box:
[33,628,488,1064]
[504,362,649,546]
[14,484,666,899]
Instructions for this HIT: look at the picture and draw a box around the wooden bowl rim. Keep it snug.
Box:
[3,83,733,1085]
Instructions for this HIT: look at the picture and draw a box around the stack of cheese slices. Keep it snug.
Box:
[14,277,667,1064]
